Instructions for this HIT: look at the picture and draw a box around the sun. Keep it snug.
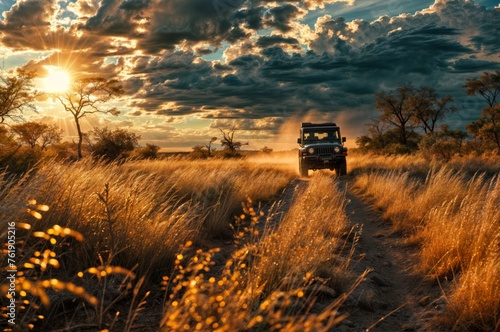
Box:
[42,66,71,93]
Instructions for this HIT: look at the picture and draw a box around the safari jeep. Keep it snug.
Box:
[297,122,348,177]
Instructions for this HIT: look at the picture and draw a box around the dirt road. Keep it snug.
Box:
[339,179,442,331]
[267,176,444,331]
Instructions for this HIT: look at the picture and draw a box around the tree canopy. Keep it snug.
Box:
[0,69,40,124]
[11,122,62,149]
[464,70,500,108]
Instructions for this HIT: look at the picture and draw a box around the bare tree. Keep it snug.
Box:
[56,77,124,159]
[219,128,248,152]
[366,118,390,149]
[0,69,41,124]
[205,137,218,157]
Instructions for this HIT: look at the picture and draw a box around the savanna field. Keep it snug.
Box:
[1,152,500,331]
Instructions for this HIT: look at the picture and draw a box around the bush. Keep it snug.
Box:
[90,127,140,162]
[135,143,161,160]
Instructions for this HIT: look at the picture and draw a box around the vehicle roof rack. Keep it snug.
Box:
[301,122,337,127]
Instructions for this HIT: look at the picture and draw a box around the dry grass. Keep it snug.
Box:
[348,152,431,178]
[353,170,419,232]
[349,151,500,177]
[160,172,358,331]
[1,158,297,278]
[352,154,500,331]
[1,156,359,330]
[248,172,352,296]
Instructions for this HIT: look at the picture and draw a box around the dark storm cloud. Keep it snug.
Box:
[156,106,197,116]
[119,0,154,11]
[139,0,245,52]
[126,48,368,118]
[264,4,303,32]
[450,58,500,73]
[428,0,500,54]
[0,0,67,50]
[256,36,300,48]
[209,117,285,132]
[233,7,265,30]
[79,0,248,53]
[0,0,55,30]
[2,0,498,134]
[0,0,100,54]
[353,25,474,75]
[83,0,149,36]
[123,0,499,124]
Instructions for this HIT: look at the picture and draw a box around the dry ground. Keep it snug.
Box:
[258,174,446,331]
[337,179,444,331]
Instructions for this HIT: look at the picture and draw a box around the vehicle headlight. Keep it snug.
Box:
[334,146,341,153]
[308,147,315,154]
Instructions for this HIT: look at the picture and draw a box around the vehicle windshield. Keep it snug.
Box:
[303,129,340,142]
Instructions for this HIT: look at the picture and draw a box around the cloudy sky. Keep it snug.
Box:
[1,0,499,150]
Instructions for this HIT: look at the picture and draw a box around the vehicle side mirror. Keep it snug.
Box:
[342,137,346,143]
[297,138,301,144]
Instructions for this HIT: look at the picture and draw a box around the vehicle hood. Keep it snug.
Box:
[302,142,343,149]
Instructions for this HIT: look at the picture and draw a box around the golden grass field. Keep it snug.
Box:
[351,153,500,331]
[1,152,499,331]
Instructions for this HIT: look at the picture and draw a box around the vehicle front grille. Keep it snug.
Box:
[315,146,335,155]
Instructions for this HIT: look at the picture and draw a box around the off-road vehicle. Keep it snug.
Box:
[297,122,348,177]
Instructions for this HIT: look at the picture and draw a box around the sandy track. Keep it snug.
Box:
[334,178,442,331]
[264,176,443,331]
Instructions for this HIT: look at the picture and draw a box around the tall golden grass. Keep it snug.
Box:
[1,156,358,330]
[351,153,500,331]
[160,173,357,331]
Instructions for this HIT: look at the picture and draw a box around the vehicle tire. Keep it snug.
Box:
[299,162,309,177]
[336,161,347,176]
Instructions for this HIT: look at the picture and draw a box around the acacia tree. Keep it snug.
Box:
[373,84,457,152]
[464,70,500,108]
[375,83,416,147]
[11,122,62,149]
[0,69,41,124]
[411,86,456,135]
[56,77,124,159]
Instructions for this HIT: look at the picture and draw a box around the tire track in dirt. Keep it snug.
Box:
[336,178,441,332]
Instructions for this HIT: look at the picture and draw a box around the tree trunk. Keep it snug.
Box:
[400,126,408,146]
[75,116,83,160]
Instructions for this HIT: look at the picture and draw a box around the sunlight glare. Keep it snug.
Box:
[43,66,71,93]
